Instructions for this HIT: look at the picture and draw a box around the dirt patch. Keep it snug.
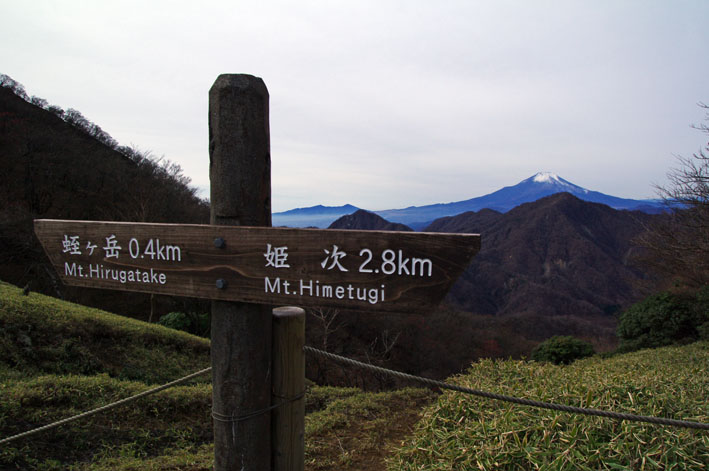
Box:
[305,389,436,471]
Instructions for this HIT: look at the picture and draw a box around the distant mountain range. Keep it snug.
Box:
[272,172,664,229]
[273,204,360,228]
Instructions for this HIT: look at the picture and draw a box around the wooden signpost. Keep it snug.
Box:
[34,220,480,314]
[34,74,480,471]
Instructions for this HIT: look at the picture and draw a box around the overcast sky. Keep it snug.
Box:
[2,1,708,212]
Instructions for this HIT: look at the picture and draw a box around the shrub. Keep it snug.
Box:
[158,311,210,338]
[617,290,706,352]
[531,335,594,364]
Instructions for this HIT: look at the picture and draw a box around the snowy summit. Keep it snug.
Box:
[532,172,562,183]
[529,172,588,194]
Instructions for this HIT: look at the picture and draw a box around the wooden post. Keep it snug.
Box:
[272,307,305,471]
[209,74,272,471]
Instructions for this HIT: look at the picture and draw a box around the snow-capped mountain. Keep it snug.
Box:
[272,173,664,228]
[374,172,663,228]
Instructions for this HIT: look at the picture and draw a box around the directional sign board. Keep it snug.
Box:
[35,219,480,313]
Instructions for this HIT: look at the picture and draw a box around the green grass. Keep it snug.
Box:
[0,281,433,470]
[3,280,708,470]
[389,343,709,470]
[0,281,210,384]
[1,374,213,470]
[0,281,215,470]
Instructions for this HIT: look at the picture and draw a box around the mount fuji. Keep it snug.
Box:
[272,172,664,229]
[375,172,664,228]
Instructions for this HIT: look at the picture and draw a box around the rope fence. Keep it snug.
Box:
[0,367,212,446]
[3,346,707,447]
[304,346,709,431]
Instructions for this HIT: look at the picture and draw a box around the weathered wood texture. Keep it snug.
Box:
[210,74,271,227]
[271,307,305,471]
[34,220,480,313]
[209,74,272,471]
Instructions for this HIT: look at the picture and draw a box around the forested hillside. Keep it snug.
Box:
[433,192,658,319]
[329,209,413,231]
[0,75,209,318]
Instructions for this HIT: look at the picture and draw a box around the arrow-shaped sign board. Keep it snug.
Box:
[34,219,480,313]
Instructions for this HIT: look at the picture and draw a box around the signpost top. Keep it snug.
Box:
[35,219,480,313]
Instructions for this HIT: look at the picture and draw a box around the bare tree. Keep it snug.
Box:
[309,307,341,352]
[635,103,709,287]
[359,329,402,389]
[307,308,344,384]
[365,329,401,364]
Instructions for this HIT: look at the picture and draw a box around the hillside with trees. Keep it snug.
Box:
[432,192,658,319]
[0,74,209,318]
[634,103,709,289]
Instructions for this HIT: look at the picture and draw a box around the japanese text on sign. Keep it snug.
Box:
[60,234,183,286]
[35,220,481,313]
[261,244,434,306]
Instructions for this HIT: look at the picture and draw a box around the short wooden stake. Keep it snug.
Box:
[272,306,305,471]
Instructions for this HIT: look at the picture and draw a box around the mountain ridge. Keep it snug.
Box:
[272,172,664,228]
[328,209,413,231]
[427,192,657,318]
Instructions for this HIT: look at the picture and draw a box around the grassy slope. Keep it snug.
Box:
[0,282,432,470]
[3,281,707,470]
[0,281,211,384]
[0,281,213,469]
[390,343,709,470]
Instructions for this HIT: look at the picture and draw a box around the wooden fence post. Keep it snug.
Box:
[272,307,306,471]
[209,74,272,471]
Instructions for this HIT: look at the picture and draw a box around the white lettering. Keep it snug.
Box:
[412,257,433,277]
[64,262,78,276]
[264,244,290,268]
[368,287,378,304]
[265,277,386,306]
[300,279,313,296]
[265,277,281,294]
[356,287,367,302]
[398,250,410,275]
[80,263,167,285]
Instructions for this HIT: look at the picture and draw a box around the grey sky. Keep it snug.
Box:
[2,1,707,212]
